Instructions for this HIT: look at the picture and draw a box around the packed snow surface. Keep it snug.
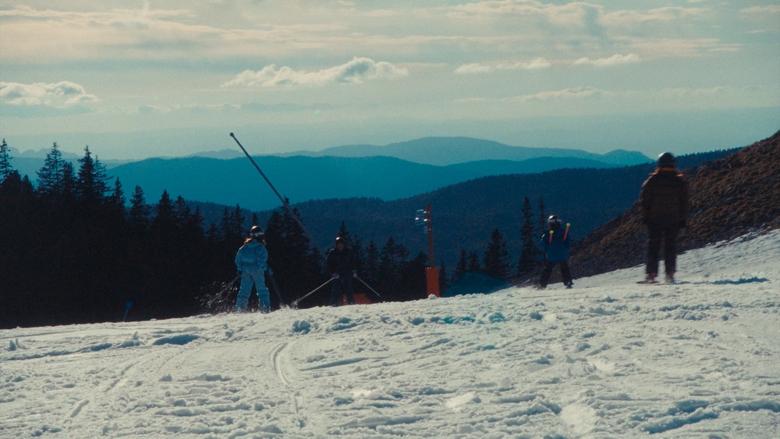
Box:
[2,231,779,438]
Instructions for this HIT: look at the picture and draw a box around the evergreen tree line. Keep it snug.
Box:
[0,140,438,327]
[452,196,547,283]
[0,139,557,327]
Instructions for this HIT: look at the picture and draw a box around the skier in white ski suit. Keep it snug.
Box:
[234,226,271,312]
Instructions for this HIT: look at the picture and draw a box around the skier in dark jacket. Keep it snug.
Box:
[640,152,689,283]
[325,236,357,306]
[539,215,573,289]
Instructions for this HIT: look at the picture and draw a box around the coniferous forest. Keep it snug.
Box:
[2,141,535,328]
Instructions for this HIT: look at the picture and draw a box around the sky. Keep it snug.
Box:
[1,0,779,159]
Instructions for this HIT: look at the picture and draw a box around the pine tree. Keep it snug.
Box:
[378,237,399,289]
[220,205,244,245]
[154,191,175,229]
[337,221,351,242]
[439,263,449,292]
[173,195,190,224]
[467,251,480,272]
[518,196,541,277]
[264,208,320,306]
[538,197,546,234]
[61,162,76,200]
[110,178,125,208]
[75,146,108,203]
[37,142,65,195]
[364,240,379,284]
[129,186,149,230]
[0,139,13,181]
[352,236,365,273]
[232,205,245,237]
[206,223,219,243]
[483,228,510,279]
[455,249,468,279]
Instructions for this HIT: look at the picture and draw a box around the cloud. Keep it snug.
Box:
[0,81,98,108]
[573,53,641,67]
[135,102,332,114]
[602,6,706,27]
[447,0,602,28]
[454,63,495,75]
[510,86,609,102]
[627,38,740,57]
[741,5,780,16]
[222,57,408,88]
[454,58,551,74]
[660,86,728,98]
[456,86,609,104]
[0,5,350,62]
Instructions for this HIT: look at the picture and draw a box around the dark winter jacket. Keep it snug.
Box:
[235,240,268,273]
[326,247,356,275]
[541,223,571,263]
[640,168,689,227]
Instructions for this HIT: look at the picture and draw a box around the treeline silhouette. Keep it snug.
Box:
[1,141,477,328]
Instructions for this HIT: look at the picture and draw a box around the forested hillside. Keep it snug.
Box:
[278,147,739,271]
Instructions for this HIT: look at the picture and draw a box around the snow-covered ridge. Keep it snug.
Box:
[2,231,779,437]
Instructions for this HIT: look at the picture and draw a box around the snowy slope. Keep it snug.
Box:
[2,231,779,438]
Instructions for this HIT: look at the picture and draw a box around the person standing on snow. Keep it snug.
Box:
[234,225,272,312]
[539,215,574,289]
[640,152,689,283]
[326,236,357,306]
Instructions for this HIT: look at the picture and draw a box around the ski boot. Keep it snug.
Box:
[638,273,658,284]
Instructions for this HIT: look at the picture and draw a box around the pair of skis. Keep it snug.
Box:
[636,278,677,285]
[291,274,383,308]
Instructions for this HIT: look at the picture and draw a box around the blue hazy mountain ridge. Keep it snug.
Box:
[11,155,129,182]
[108,154,626,211]
[261,148,738,270]
[284,136,651,166]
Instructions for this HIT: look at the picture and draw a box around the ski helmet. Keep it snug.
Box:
[335,235,345,244]
[547,214,561,227]
[657,152,676,168]
[249,225,264,238]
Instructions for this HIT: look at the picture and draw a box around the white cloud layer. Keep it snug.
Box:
[573,53,641,67]
[513,86,608,102]
[601,6,706,27]
[454,58,551,74]
[0,81,98,107]
[740,5,780,16]
[223,57,408,88]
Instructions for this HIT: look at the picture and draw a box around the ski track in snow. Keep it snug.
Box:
[1,230,780,438]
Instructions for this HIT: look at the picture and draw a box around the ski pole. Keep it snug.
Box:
[355,275,383,299]
[229,132,309,235]
[214,274,240,310]
[266,270,285,306]
[292,277,337,307]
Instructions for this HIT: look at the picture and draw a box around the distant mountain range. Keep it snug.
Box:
[108,154,632,211]
[8,136,650,211]
[8,147,129,182]
[283,136,651,166]
[252,148,739,270]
